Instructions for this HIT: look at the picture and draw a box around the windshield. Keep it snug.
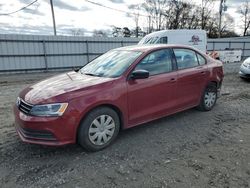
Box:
[80,50,142,78]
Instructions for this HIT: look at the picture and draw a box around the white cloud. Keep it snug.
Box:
[0,0,246,36]
[0,0,142,35]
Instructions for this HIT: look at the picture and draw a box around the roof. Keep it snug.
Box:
[114,44,203,53]
[145,29,206,37]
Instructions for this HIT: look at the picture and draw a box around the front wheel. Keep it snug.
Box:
[78,107,120,151]
[197,83,217,111]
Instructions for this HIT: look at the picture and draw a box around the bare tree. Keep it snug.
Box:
[137,0,236,38]
[206,13,235,38]
[162,0,198,30]
[131,26,146,37]
[238,1,250,36]
[122,27,131,37]
[142,0,204,30]
[200,0,216,29]
[221,14,235,34]
[111,26,122,37]
[170,0,188,29]
[127,4,140,37]
[187,6,200,29]
[142,0,168,31]
[92,30,109,37]
[71,29,84,36]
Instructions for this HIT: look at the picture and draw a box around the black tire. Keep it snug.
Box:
[197,83,217,111]
[240,76,250,81]
[77,107,120,151]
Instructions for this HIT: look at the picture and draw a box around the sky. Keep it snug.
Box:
[0,0,248,36]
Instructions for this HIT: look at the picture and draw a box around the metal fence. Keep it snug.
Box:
[207,39,250,60]
[0,34,139,73]
[1,34,250,74]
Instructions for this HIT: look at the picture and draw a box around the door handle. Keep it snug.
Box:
[201,71,206,75]
[169,78,177,82]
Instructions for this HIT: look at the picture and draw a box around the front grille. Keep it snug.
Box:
[18,98,33,114]
[18,126,56,141]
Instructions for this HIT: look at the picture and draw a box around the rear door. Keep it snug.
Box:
[127,48,178,126]
[173,48,208,109]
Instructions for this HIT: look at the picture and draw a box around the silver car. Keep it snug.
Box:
[239,57,250,79]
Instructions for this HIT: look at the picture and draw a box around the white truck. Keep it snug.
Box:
[138,29,207,53]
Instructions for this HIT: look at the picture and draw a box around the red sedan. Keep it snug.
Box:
[14,44,224,151]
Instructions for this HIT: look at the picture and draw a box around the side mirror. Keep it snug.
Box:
[130,70,149,80]
[73,67,81,72]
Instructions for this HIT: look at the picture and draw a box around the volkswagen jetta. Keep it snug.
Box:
[14,44,224,151]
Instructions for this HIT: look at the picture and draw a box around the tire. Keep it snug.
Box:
[197,83,217,111]
[77,107,120,151]
[240,76,250,81]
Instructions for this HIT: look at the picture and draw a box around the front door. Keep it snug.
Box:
[127,48,178,126]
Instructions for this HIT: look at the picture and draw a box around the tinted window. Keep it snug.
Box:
[197,53,206,65]
[80,50,142,78]
[158,37,168,44]
[135,49,173,76]
[173,49,199,70]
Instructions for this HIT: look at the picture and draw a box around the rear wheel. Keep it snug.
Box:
[78,107,120,151]
[197,83,217,111]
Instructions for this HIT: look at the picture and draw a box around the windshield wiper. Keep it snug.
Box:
[82,72,101,77]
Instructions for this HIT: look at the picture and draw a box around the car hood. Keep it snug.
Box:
[20,71,115,104]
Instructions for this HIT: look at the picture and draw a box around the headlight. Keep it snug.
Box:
[29,103,68,117]
[16,97,21,107]
[243,62,250,68]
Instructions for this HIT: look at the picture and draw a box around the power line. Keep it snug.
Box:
[84,0,149,18]
[0,0,38,16]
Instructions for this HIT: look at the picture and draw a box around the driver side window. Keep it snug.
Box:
[135,49,173,76]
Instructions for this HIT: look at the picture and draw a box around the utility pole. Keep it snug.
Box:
[219,0,227,38]
[201,0,204,29]
[148,16,151,34]
[50,0,57,35]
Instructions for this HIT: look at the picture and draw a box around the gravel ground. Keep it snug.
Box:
[0,62,249,188]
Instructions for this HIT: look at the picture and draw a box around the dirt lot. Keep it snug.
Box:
[0,63,249,188]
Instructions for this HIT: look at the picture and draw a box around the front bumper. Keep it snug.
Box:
[14,105,77,146]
